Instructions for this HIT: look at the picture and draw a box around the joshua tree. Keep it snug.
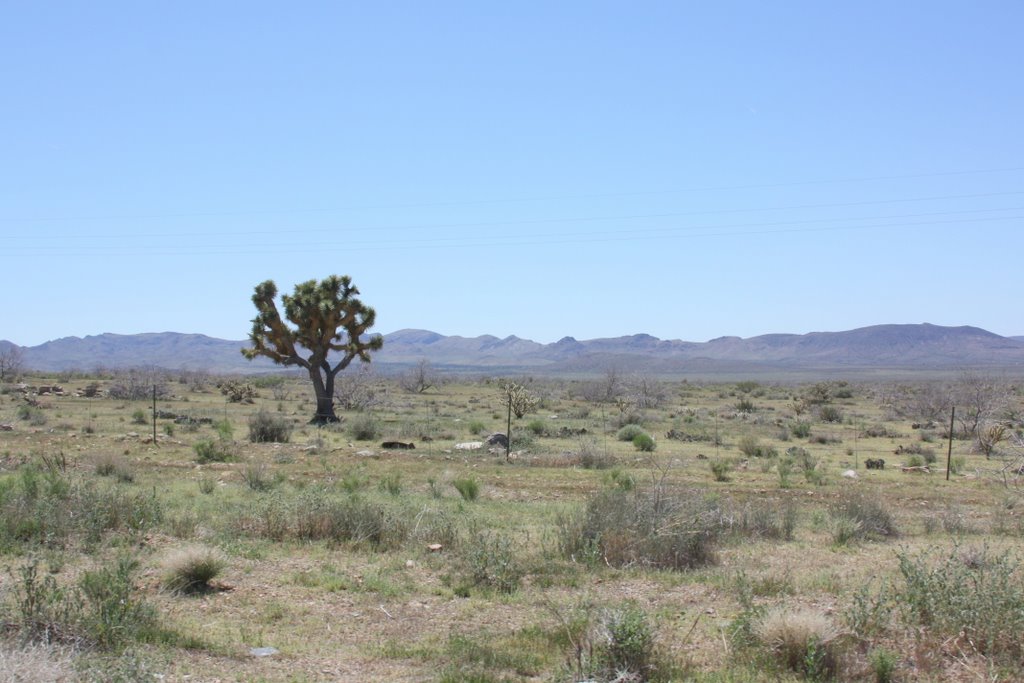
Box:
[242,276,383,424]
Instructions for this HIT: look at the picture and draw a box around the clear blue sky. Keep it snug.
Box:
[3,2,1022,347]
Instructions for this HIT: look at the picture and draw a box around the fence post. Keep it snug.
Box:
[946,406,955,481]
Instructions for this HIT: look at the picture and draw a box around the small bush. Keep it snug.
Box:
[869,648,899,683]
[16,405,47,426]
[829,491,898,543]
[161,546,226,594]
[467,420,486,435]
[790,421,812,438]
[526,419,547,436]
[577,437,617,470]
[248,410,293,443]
[818,405,843,423]
[738,435,778,458]
[632,432,656,452]
[709,458,732,482]
[601,604,656,678]
[348,414,380,441]
[193,439,234,464]
[457,530,522,594]
[452,477,480,502]
[240,461,277,492]
[94,455,134,483]
[735,398,756,413]
[616,424,646,442]
[130,408,148,425]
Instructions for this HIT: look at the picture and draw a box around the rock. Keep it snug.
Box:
[355,450,376,458]
[842,470,858,479]
[427,544,443,552]
[0,424,13,431]
[381,441,415,450]
[454,441,483,451]
[250,646,279,657]
[485,433,509,447]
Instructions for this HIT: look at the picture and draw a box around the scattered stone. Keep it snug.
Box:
[355,450,376,458]
[0,424,13,431]
[405,560,415,568]
[427,544,443,552]
[249,647,279,657]
[454,441,483,451]
[842,470,858,479]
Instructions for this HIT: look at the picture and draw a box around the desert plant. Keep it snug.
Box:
[378,472,402,496]
[829,491,898,543]
[161,546,226,594]
[348,413,380,441]
[77,554,158,649]
[601,603,657,678]
[709,458,732,482]
[240,461,277,491]
[457,530,522,594]
[94,455,134,483]
[818,405,843,423]
[193,438,234,464]
[632,432,656,452]
[790,421,812,438]
[869,647,899,683]
[452,477,480,502]
[130,408,148,425]
[558,487,722,571]
[248,410,293,443]
[616,424,646,442]
[754,607,841,680]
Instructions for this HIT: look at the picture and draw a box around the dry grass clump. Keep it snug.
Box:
[0,641,75,682]
[754,607,842,679]
[161,545,227,594]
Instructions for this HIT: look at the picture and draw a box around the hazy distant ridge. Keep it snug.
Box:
[4,323,1024,376]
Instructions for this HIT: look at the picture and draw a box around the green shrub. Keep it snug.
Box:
[790,421,812,438]
[130,408,148,425]
[94,455,134,483]
[248,410,293,443]
[893,545,1024,661]
[738,435,776,458]
[709,458,732,482]
[467,420,486,435]
[735,397,756,413]
[78,554,158,648]
[240,461,277,492]
[577,438,617,470]
[16,405,47,426]
[526,419,547,436]
[193,439,234,464]
[616,424,646,442]
[452,477,480,502]
[818,405,843,423]
[601,604,656,678]
[632,432,656,452]
[869,648,899,683]
[457,531,522,594]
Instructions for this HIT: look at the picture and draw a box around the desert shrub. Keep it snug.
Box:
[348,414,380,441]
[754,607,841,679]
[735,397,756,413]
[94,455,134,483]
[577,437,616,470]
[193,438,234,464]
[869,648,899,683]
[456,530,522,595]
[240,461,277,492]
[16,405,47,426]
[77,554,158,649]
[829,491,898,543]
[892,545,1024,661]
[452,477,480,502]
[197,476,217,495]
[130,408,148,425]
[526,419,548,436]
[733,501,798,541]
[709,458,732,482]
[467,420,486,435]
[161,546,226,594]
[632,432,656,452]
[738,435,777,458]
[600,604,657,678]
[790,421,812,438]
[247,410,293,443]
[616,424,646,442]
[558,487,722,571]
[818,405,843,423]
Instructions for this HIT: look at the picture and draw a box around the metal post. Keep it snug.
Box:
[946,406,955,481]
[152,385,157,445]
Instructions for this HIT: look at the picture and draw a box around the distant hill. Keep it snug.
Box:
[4,323,1024,377]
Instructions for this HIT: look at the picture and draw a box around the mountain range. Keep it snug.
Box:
[4,323,1024,378]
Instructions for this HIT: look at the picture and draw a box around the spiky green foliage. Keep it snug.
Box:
[242,276,383,423]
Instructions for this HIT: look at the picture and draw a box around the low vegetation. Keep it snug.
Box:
[0,370,1021,680]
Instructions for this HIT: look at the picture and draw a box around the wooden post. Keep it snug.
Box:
[946,406,955,481]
